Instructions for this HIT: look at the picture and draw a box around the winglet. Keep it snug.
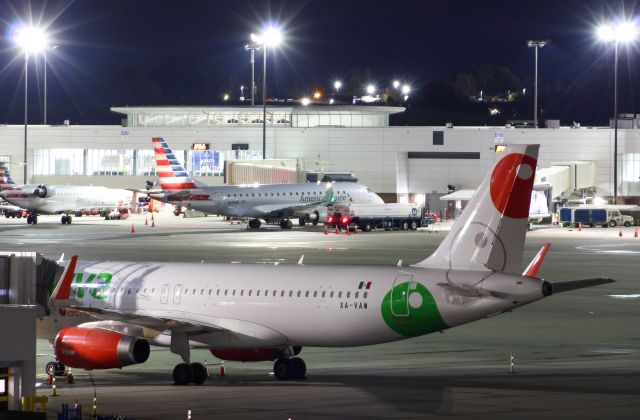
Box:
[523,243,550,277]
[52,255,78,301]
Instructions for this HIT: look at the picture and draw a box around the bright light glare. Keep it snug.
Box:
[301,97,311,106]
[333,80,342,90]
[262,26,283,46]
[313,91,322,99]
[392,80,400,89]
[401,84,411,95]
[223,93,230,101]
[597,21,638,43]
[14,25,48,54]
[366,84,376,95]
[329,98,335,105]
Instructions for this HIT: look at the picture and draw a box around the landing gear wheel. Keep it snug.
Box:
[290,357,306,380]
[33,215,38,225]
[248,218,261,229]
[27,215,33,224]
[189,362,207,385]
[173,363,191,385]
[273,358,292,380]
[280,219,293,230]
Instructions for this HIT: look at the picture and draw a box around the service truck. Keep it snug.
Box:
[326,203,431,231]
[559,207,633,227]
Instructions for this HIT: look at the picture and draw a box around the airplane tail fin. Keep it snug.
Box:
[414,144,539,274]
[0,161,20,191]
[152,138,198,191]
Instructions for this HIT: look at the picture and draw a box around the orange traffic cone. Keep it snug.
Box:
[151,213,155,222]
[578,222,582,231]
[145,216,148,226]
[152,219,155,227]
[131,224,135,233]
[619,229,623,237]
[635,228,638,238]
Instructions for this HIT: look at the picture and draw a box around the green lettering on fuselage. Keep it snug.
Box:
[72,272,112,300]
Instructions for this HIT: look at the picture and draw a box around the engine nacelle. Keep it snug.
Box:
[210,346,301,362]
[54,326,150,370]
[33,184,55,198]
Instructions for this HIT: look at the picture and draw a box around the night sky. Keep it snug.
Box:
[0,0,639,125]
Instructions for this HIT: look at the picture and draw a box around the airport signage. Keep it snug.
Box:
[192,143,210,151]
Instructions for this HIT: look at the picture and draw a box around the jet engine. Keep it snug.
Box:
[210,346,301,362]
[33,184,55,198]
[54,326,150,370]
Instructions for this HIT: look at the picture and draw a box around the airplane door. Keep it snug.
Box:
[161,284,170,304]
[214,192,222,203]
[391,274,415,317]
[173,284,182,305]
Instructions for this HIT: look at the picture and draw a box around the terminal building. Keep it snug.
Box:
[1,105,639,206]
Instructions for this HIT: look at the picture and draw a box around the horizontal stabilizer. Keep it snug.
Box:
[551,277,615,294]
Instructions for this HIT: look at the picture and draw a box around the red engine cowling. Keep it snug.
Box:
[210,348,278,362]
[54,327,150,370]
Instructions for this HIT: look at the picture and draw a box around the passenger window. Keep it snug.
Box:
[201,289,204,295]
[289,290,293,297]
[249,290,252,296]
[216,289,220,296]
[184,289,188,295]
[224,289,228,296]
[127,289,131,294]
[193,289,196,295]
[296,192,299,195]
[347,292,351,298]
[338,291,342,298]
[144,288,147,293]
[313,291,318,297]
[271,193,274,196]
[265,290,269,296]
[280,290,285,297]
[151,288,155,294]
[305,291,309,297]
[297,291,301,297]
[232,290,236,296]
[273,290,277,297]
[322,291,326,298]
[257,290,261,296]
[330,291,334,298]
[355,292,359,298]
[240,290,244,296]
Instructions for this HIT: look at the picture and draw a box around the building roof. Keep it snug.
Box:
[110,105,404,116]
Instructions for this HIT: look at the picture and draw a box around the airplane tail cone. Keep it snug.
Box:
[131,224,135,233]
[578,222,582,232]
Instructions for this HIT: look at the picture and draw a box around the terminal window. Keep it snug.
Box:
[433,131,444,145]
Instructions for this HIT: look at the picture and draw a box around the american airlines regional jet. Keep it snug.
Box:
[44,144,613,384]
[147,137,384,229]
[0,162,133,225]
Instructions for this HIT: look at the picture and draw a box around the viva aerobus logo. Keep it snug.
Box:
[72,272,112,300]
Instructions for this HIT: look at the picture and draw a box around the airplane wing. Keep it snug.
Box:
[0,203,24,212]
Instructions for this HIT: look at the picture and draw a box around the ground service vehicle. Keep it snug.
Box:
[327,203,427,231]
[559,207,633,227]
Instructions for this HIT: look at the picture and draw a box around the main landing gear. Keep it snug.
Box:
[248,218,261,229]
[61,215,72,224]
[45,361,66,376]
[26,213,38,225]
[173,362,207,385]
[273,357,306,380]
[279,219,293,230]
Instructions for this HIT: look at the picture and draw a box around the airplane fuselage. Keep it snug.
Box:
[1,185,132,214]
[156,182,382,218]
[65,261,546,348]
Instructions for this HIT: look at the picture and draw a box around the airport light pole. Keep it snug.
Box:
[244,38,261,107]
[527,39,549,128]
[14,24,48,184]
[253,26,283,160]
[598,21,637,203]
[44,44,58,125]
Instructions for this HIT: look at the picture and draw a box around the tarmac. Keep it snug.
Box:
[0,213,638,419]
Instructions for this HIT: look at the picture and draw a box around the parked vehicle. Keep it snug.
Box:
[559,207,633,227]
[326,203,428,231]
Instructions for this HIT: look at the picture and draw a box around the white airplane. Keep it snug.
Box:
[0,162,133,225]
[44,144,612,384]
[146,137,384,229]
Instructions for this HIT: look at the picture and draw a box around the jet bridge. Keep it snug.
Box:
[0,252,61,412]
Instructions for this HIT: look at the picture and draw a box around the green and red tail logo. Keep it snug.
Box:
[381,281,448,337]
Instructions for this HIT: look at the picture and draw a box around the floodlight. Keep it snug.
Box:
[401,84,411,95]
[333,80,342,91]
[392,80,400,89]
[14,24,48,54]
[262,26,283,47]
[301,97,311,106]
[366,84,376,95]
[616,21,638,43]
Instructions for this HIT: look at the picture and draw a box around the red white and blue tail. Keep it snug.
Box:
[414,144,539,275]
[152,138,203,191]
[0,161,20,191]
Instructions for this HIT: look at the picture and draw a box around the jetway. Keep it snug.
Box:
[536,161,596,199]
[0,252,61,412]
